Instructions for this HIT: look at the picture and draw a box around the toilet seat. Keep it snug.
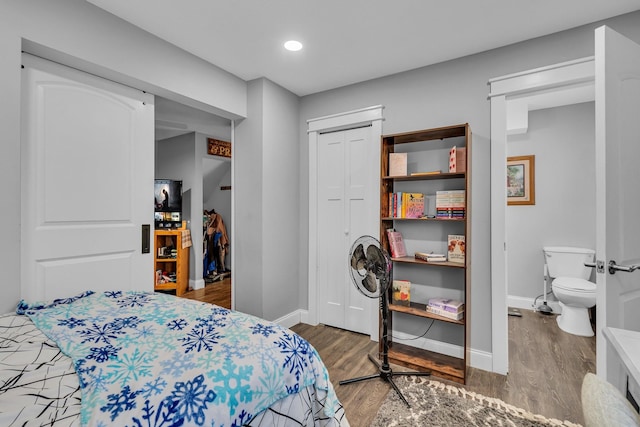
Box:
[553,277,595,293]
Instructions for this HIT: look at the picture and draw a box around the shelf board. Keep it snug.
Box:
[154,282,177,291]
[382,172,464,181]
[155,258,177,262]
[391,256,465,268]
[382,217,465,222]
[389,303,465,325]
[383,124,468,144]
[387,341,465,384]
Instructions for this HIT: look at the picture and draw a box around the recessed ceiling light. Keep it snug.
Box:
[284,40,303,52]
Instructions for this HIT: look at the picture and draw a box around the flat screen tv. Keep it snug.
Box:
[154,179,182,228]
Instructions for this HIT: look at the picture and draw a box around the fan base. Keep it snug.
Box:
[339,353,431,407]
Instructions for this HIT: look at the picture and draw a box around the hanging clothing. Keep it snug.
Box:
[207,212,229,249]
[203,211,229,277]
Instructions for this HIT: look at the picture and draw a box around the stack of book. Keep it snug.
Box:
[435,190,466,219]
[427,298,465,320]
[388,192,425,218]
[414,252,447,262]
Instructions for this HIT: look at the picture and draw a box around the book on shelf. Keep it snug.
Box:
[394,192,403,218]
[405,193,425,218]
[447,234,466,264]
[392,280,411,306]
[449,146,466,173]
[386,229,407,258]
[410,170,441,176]
[428,297,465,313]
[414,252,447,262]
[426,306,464,320]
[388,192,425,218]
[389,152,407,176]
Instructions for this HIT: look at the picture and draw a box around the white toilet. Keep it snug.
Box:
[543,246,596,337]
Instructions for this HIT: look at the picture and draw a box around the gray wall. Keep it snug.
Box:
[0,0,245,313]
[298,11,640,354]
[234,80,265,316]
[507,103,596,305]
[234,78,301,320]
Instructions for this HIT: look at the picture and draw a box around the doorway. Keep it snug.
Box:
[489,57,595,374]
[155,97,233,300]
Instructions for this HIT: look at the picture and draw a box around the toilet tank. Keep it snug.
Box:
[543,246,595,279]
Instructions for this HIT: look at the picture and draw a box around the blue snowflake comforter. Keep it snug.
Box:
[17,291,342,427]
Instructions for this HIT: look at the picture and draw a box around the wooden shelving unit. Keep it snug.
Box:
[154,229,189,296]
[379,123,471,384]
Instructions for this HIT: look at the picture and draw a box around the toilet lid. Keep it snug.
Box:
[553,277,596,292]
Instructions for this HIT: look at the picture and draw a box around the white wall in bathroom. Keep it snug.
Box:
[506,102,596,309]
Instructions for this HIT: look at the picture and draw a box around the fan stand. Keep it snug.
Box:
[339,291,430,407]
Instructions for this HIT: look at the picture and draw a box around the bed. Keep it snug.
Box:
[0,290,349,426]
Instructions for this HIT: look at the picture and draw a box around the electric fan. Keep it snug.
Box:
[339,235,430,407]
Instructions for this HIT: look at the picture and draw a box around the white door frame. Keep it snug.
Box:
[488,58,595,374]
[307,105,384,340]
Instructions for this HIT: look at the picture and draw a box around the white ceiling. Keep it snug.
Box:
[88,1,640,97]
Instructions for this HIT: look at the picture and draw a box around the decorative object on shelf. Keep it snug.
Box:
[339,235,430,407]
[507,155,535,205]
[449,146,466,173]
[388,153,407,176]
[392,280,411,306]
[447,235,466,264]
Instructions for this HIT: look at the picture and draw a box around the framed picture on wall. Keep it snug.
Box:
[507,155,535,205]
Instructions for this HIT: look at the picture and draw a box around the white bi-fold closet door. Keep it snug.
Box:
[316,125,377,335]
[21,54,155,302]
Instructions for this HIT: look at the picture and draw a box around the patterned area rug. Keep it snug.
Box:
[371,376,582,427]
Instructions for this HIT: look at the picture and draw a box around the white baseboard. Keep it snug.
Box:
[391,329,493,372]
[273,309,305,329]
[190,278,205,291]
[508,295,561,314]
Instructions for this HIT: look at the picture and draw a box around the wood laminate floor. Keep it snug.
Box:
[292,309,596,427]
[183,282,595,426]
[181,277,232,308]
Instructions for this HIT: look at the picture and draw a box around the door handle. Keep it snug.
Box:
[584,262,596,268]
[142,224,150,254]
[608,259,640,275]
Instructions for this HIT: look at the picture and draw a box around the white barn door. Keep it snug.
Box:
[21,54,155,302]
